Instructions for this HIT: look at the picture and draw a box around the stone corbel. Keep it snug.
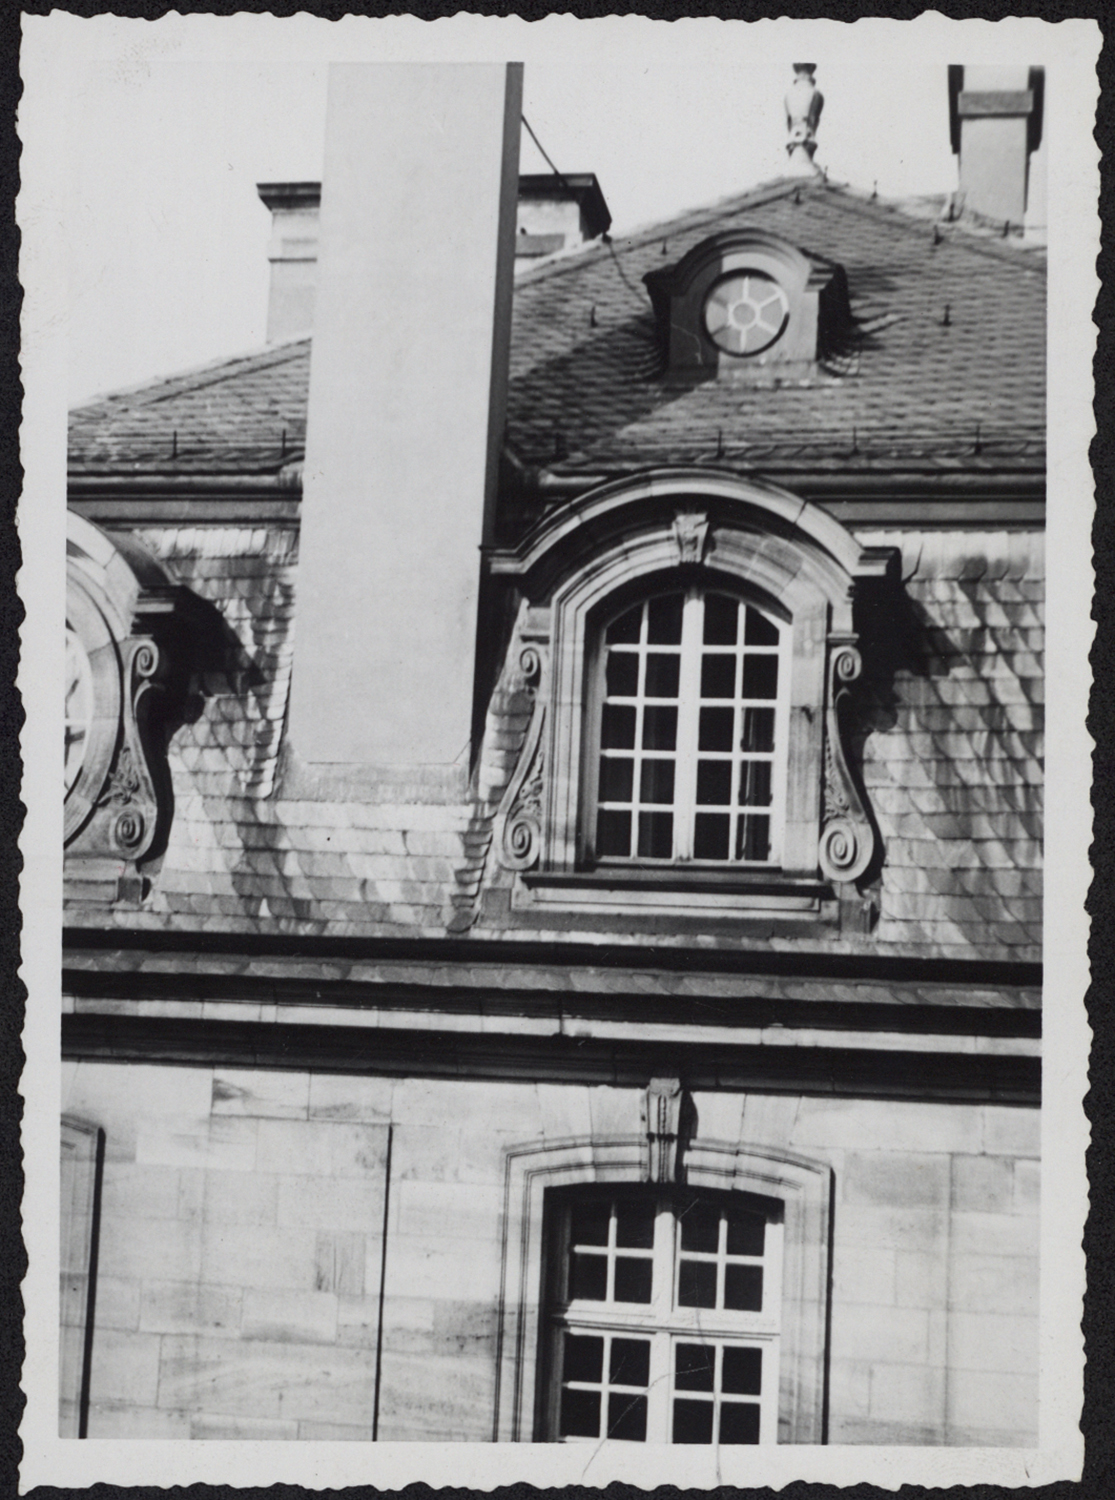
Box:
[70,633,167,869]
[818,633,877,885]
[493,622,550,873]
[641,1078,693,1184]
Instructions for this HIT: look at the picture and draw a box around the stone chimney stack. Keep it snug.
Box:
[288,62,522,768]
[948,66,1045,231]
[785,64,824,176]
[256,171,610,343]
[257,183,320,342]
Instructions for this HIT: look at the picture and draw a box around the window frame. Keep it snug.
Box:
[582,584,792,871]
[541,1186,785,1446]
[493,1134,832,1444]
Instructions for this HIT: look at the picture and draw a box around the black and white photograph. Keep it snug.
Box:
[17,12,1096,1490]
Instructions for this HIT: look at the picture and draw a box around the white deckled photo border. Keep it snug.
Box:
[17,10,1097,1491]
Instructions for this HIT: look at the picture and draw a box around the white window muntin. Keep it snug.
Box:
[587,586,790,868]
[544,1191,783,1445]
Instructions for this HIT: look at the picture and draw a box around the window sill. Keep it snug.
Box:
[516,868,833,919]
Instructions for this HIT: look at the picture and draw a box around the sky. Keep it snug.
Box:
[47,13,1051,406]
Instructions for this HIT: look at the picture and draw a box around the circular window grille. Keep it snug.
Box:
[703,272,790,357]
[64,626,94,796]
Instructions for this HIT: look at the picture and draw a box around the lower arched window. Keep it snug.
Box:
[541,1186,783,1444]
[587,587,787,867]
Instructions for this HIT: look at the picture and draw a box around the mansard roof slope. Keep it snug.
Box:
[64,176,1046,969]
[68,177,1046,490]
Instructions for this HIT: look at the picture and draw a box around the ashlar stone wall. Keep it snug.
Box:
[61,1061,1038,1444]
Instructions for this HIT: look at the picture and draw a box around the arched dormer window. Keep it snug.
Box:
[488,471,897,925]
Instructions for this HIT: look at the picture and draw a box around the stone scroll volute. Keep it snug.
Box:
[818,633,877,885]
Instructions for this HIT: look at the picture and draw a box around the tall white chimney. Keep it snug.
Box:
[948,66,1045,230]
[288,62,522,767]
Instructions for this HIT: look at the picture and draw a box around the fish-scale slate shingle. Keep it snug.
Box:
[66,178,1044,963]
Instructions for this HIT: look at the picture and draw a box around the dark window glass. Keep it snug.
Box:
[570,1253,607,1301]
[740,707,775,753]
[638,811,674,859]
[703,595,739,646]
[599,757,634,803]
[614,1256,653,1304]
[719,1401,761,1444]
[739,760,772,808]
[606,652,639,698]
[570,1201,610,1246]
[647,594,684,645]
[563,1333,604,1383]
[645,654,681,699]
[672,1398,714,1444]
[607,1392,648,1441]
[744,608,779,646]
[724,1264,764,1312]
[642,705,678,751]
[609,1338,651,1387]
[693,812,730,861]
[742,655,778,700]
[606,606,642,645]
[640,759,675,806]
[679,1200,720,1253]
[560,1387,601,1438]
[678,1259,717,1308]
[674,1343,715,1391]
[726,1207,765,1257]
[699,706,734,752]
[596,809,631,857]
[721,1346,763,1396]
[615,1201,656,1249]
[696,760,731,806]
[700,654,736,699]
[601,703,636,750]
[736,814,770,862]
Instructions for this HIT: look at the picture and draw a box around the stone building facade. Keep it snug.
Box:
[61,64,1044,1446]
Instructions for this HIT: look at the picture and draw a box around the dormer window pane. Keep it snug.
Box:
[742,656,778,699]
[606,653,639,697]
[648,594,684,644]
[642,705,678,751]
[703,594,739,645]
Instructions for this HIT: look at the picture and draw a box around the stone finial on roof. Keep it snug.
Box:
[785,63,824,176]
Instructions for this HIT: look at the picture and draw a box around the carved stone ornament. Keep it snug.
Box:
[818,635,877,885]
[641,1077,685,1184]
[785,63,824,171]
[493,640,549,873]
[671,509,711,566]
[65,514,185,900]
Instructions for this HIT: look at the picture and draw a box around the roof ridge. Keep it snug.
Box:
[512,175,1045,296]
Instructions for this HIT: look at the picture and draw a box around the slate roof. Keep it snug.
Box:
[69,178,1046,490]
[64,524,1043,963]
[64,178,1045,966]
